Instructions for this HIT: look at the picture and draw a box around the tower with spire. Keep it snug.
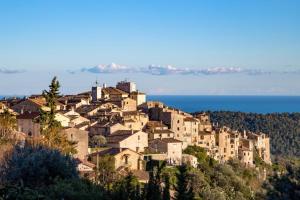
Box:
[91,79,102,102]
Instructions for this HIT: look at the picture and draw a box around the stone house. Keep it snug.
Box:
[247,132,271,164]
[148,138,182,165]
[121,111,148,130]
[109,97,137,111]
[130,91,146,106]
[55,112,71,127]
[16,112,40,137]
[12,98,50,113]
[63,128,89,160]
[89,122,129,137]
[102,87,129,101]
[76,105,102,117]
[90,148,143,171]
[183,117,199,146]
[107,130,148,153]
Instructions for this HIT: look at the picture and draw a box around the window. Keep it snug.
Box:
[231,145,234,148]
[138,135,140,140]
[200,135,204,140]
[224,148,226,153]
[177,127,180,131]
[177,120,180,124]
[231,151,234,154]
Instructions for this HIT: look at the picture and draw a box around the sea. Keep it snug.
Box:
[147,95,300,114]
[1,95,300,114]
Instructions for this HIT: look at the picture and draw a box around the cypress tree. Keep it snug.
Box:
[162,174,171,200]
[175,165,194,200]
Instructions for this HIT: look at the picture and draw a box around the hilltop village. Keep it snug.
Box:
[0,80,271,181]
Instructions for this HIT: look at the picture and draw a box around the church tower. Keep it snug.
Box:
[91,80,102,102]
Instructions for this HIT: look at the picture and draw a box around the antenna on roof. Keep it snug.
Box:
[94,78,99,86]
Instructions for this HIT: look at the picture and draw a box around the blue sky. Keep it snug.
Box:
[0,0,300,95]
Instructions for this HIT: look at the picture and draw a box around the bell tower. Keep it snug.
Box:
[91,80,102,102]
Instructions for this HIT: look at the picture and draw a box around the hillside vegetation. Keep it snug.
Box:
[202,111,300,157]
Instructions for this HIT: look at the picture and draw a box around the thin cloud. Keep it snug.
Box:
[0,68,26,74]
[70,63,300,76]
[81,63,133,73]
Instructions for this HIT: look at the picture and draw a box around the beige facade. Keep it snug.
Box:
[17,112,40,137]
[215,127,237,162]
[102,87,129,101]
[55,113,71,127]
[147,129,175,140]
[122,111,148,130]
[239,148,254,167]
[149,138,182,165]
[107,130,148,153]
[130,91,146,106]
[116,81,137,93]
[151,107,192,148]
[90,148,143,171]
[247,132,271,164]
[64,128,89,160]
[183,117,199,146]
[89,122,129,137]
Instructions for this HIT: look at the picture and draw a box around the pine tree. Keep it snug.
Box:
[40,76,61,131]
[175,165,194,200]
[39,77,75,154]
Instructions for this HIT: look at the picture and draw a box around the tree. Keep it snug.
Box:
[0,109,16,145]
[95,155,117,189]
[162,174,171,200]
[146,160,167,200]
[0,145,78,189]
[262,160,300,200]
[175,165,194,200]
[40,76,61,131]
[89,135,107,148]
[39,77,75,154]
[112,172,141,200]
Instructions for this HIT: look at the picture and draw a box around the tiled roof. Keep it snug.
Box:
[90,148,139,156]
[107,130,139,143]
[102,87,128,95]
[130,91,146,95]
[29,98,46,107]
[76,105,100,113]
[146,121,168,128]
[151,138,182,144]
[184,117,199,122]
[151,129,174,134]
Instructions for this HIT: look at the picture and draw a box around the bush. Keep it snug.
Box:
[0,145,78,188]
